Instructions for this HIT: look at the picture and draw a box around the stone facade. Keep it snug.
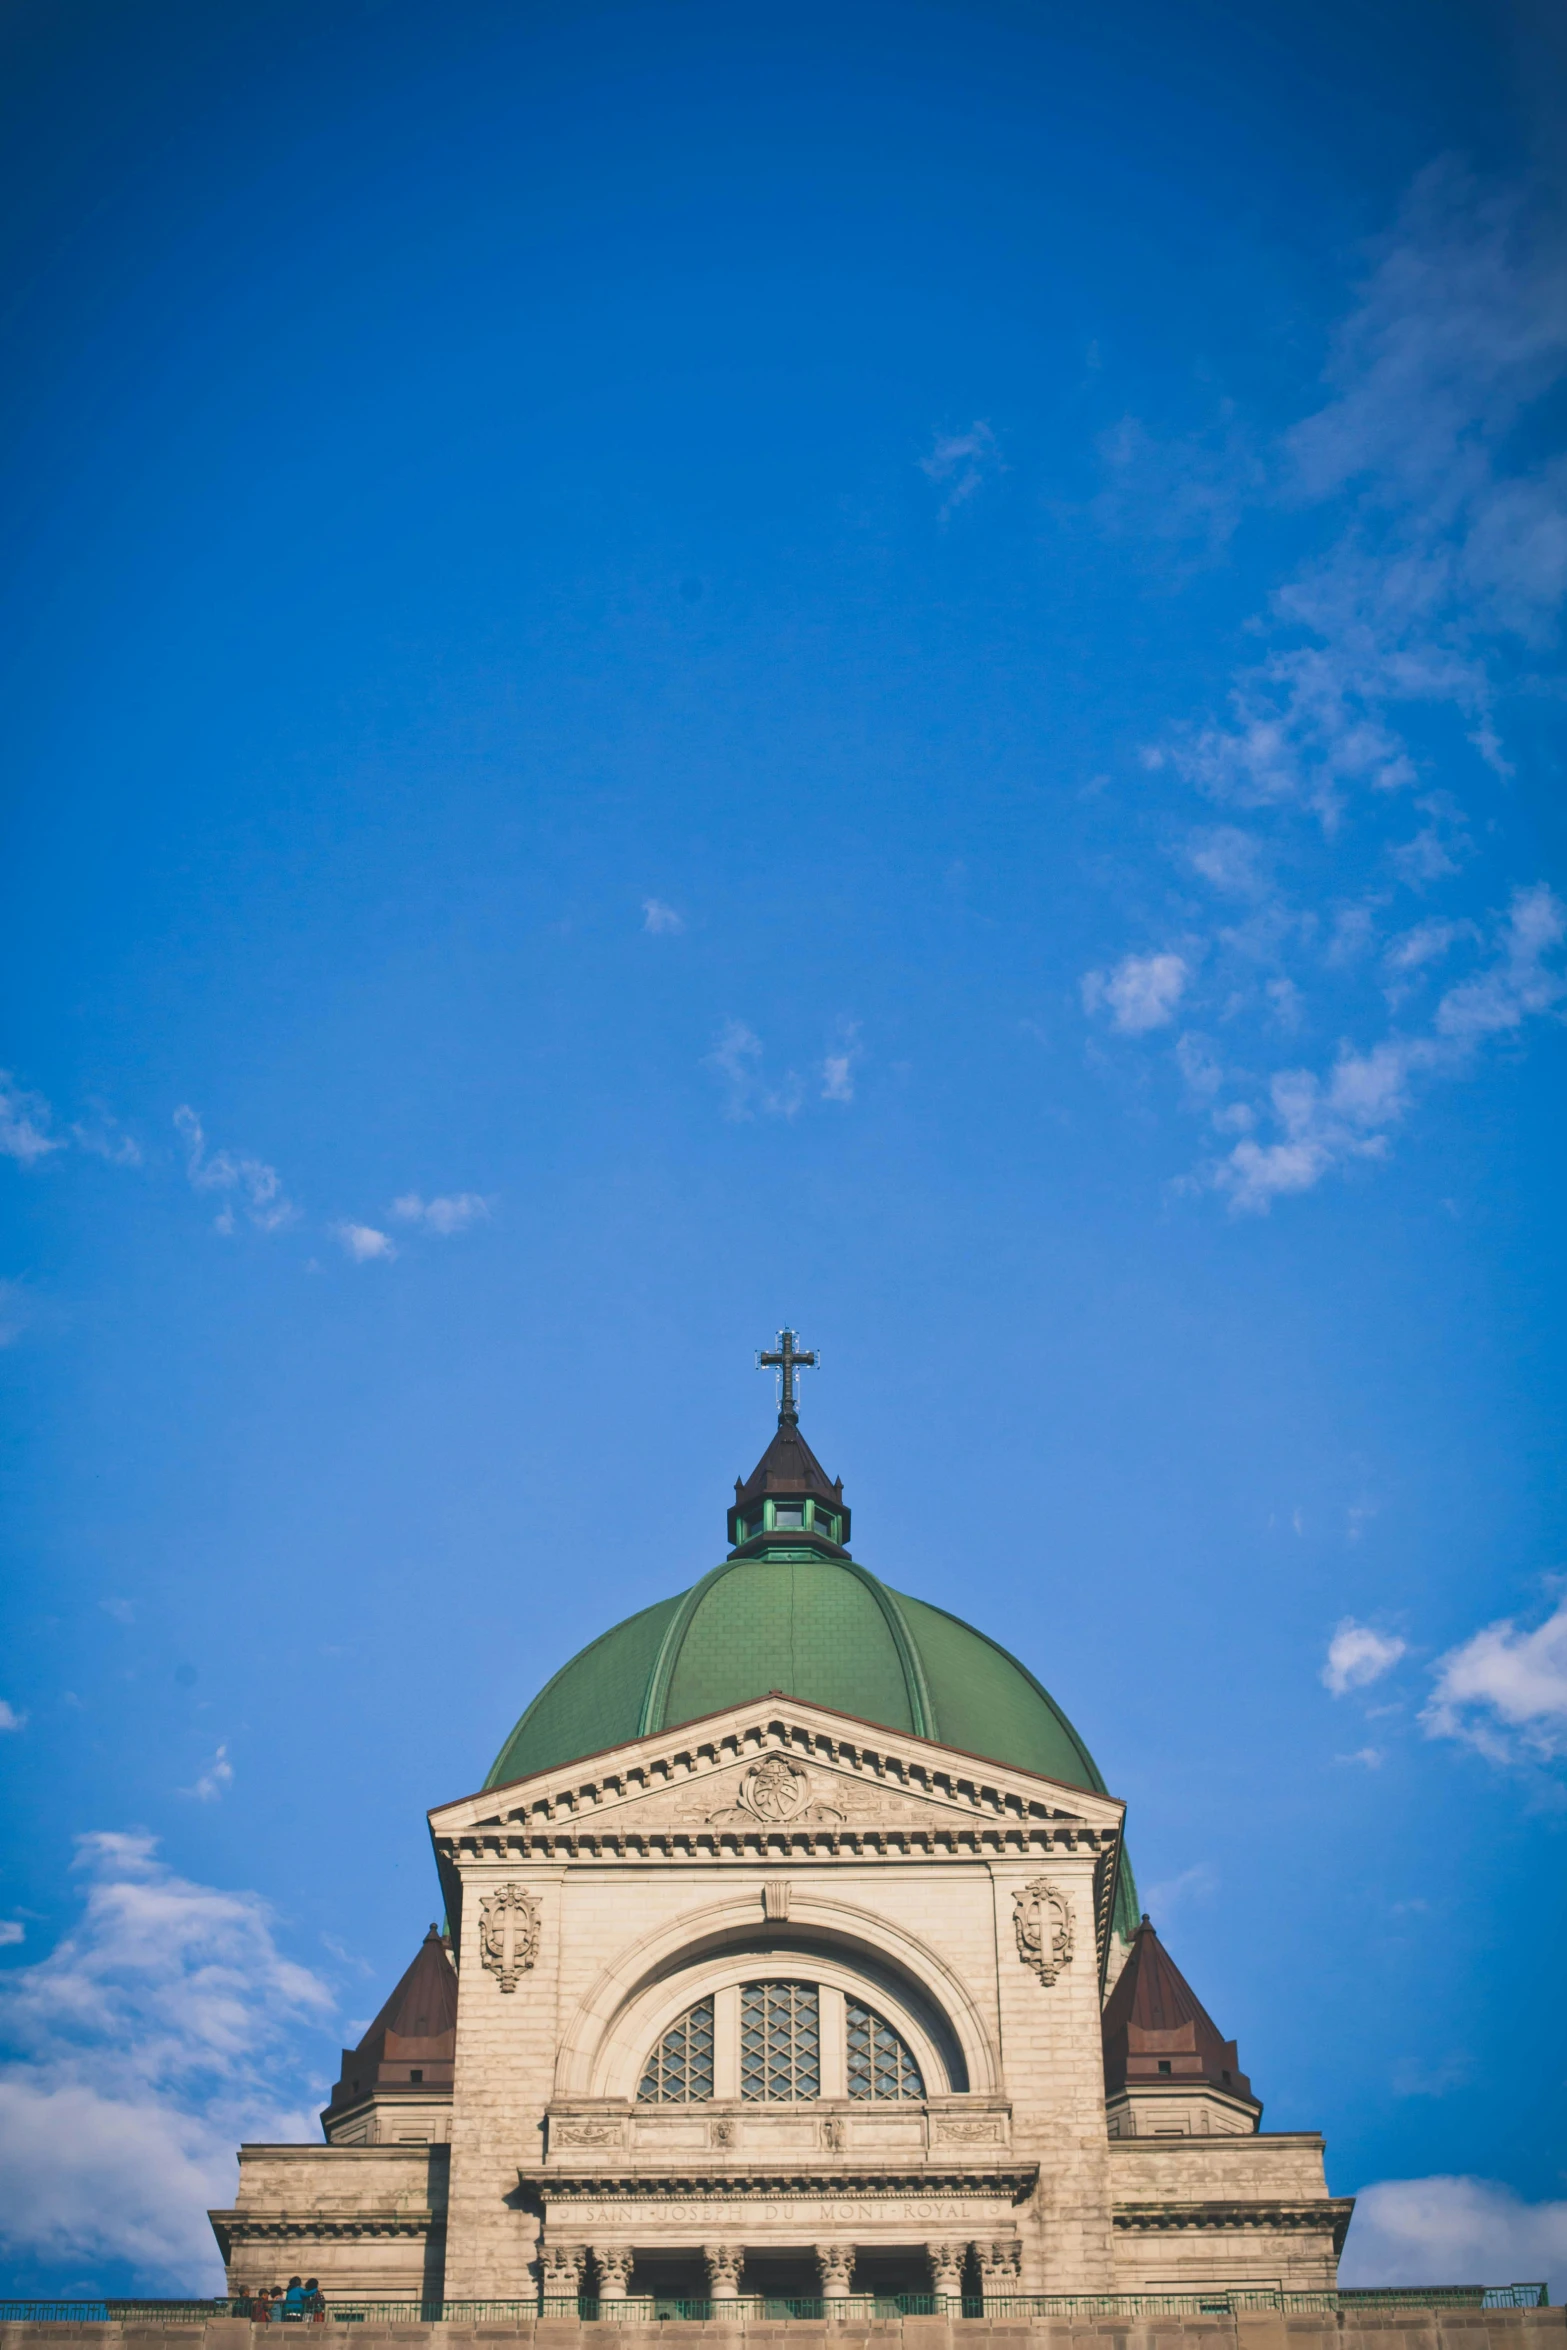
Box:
[209,2145,447,2304]
[3,2311,1562,2350]
[215,1696,1348,2306]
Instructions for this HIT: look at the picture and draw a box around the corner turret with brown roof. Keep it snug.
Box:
[1102,1913,1262,2139]
[322,1923,457,2146]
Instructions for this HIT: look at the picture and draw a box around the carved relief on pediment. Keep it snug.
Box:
[591,1754,995,1834]
[434,1698,1123,1848]
[682,1757,863,1828]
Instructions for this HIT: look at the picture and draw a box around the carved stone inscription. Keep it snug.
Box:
[1012,1876,1073,1985]
[547,2195,1018,2229]
[479,1882,540,1991]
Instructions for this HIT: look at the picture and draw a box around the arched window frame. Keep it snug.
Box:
[556,1897,997,2103]
[604,1952,949,2104]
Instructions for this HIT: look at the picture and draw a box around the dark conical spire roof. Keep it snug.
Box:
[1102,1915,1257,2109]
[734,1418,840,1510]
[727,1416,849,1553]
[323,1924,457,2123]
[358,1922,458,2048]
[725,1326,849,1552]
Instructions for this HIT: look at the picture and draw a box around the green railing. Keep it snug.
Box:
[0,2285,1550,2324]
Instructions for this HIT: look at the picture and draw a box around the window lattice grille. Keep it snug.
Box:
[740,1979,821,2100]
[638,1998,715,2103]
[846,1999,925,2100]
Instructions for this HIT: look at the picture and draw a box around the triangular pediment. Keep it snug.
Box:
[428,1694,1124,1843]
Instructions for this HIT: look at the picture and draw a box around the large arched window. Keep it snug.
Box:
[847,1998,924,2100]
[638,1998,715,2103]
[636,1980,924,2104]
[740,1980,820,2100]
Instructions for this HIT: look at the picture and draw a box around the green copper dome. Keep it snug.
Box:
[488,1556,1099,1791]
[485,1386,1138,1939]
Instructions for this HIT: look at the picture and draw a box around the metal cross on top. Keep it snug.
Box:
[758,1327,817,1425]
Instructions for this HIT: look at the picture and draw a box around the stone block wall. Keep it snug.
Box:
[1,2309,1560,2350]
[1108,2135,1345,2291]
[210,2143,448,2301]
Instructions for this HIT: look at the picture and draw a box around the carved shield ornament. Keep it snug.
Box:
[479,1881,540,1991]
[737,1756,811,1823]
[1013,1876,1074,1984]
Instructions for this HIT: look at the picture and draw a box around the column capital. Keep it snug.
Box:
[927,2243,965,2298]
[594,2248,634,2300]
[976,2238,1021,2298]
[814,2243,854,2301]
[704,2244,743,2300]
[540,2242,586,2297]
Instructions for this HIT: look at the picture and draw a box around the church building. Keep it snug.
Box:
[211,1337,1349,2314]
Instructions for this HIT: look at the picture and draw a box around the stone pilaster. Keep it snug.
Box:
[990,1855,1118,2291]
[539,2242,585,2301]
[977,2239,1022,2302]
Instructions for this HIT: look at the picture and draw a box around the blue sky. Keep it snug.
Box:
[1,0,1565,2301]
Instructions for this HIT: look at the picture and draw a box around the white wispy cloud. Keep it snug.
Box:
[1433,880,1566,1041]
[1391,2051,1472,2098]
[1335,1746,1385,1768]
[820,1022,862,1105]
[183,1745,233,1803]
[1421,1598,1567,1764]
[1382,916,1475,985]
[1209,885,1566,1212]
[1165,166,1567,820]
[1094,403,1265,561]
[70,1109,142,1167]
[0,1281,28,1348]
[0,1700,27,1733]
[0,1073,61,1166]
[330,1221,396,1263]
[1322,1620,1408,1696]
[1186,827,1270,896]
[1142,1862,1217,1920]
[642,897,685,935]
[1086,164,1567,1209]
[704,1021,804,1120]
[0,1923,23,1948]
[0,1832,331,2287]
[920,420,1003,516]
[1083,952,1190,1034]
[0,1077,144,1172]
[390,1191,491,1234]
[173,1107,295,1235]
[1339,2175,1567,2298]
